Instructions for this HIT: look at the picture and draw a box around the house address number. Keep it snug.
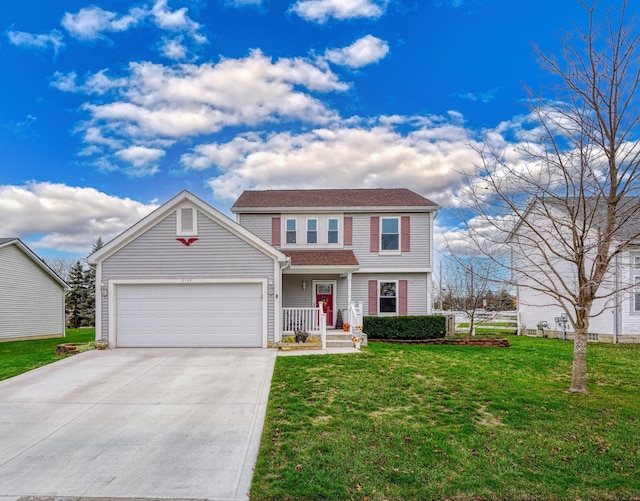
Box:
[182,278,192,283]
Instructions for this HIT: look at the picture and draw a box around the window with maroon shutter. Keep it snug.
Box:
[272,217,281,246]
[401,216,410,253]
[370,216,379,252]
[379,282,397,313]
[399,280,408,315]
[368,280,378,315]
[344,216,353,246]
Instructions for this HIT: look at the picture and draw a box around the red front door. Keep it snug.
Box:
[315,283,334,326]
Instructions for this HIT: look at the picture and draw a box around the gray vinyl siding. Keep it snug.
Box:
[0,244,65,340]
[281,272,429,318]
[352,272,430,316]
[240,211,433,269]
[237,213,277,244]
[350,213,432,269]
[100,211,277,342]
[282,274,345,309]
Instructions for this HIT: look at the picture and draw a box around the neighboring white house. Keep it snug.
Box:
[0,238,68,342]
[88,188,440,348]
[512,199,640,344]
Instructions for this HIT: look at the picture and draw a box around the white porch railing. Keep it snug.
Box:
[282,304,327,349]
[348,301,363,334]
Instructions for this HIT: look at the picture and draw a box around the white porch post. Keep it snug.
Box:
[347,272,352,325]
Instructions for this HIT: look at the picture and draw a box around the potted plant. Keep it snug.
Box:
[351,333,362,349]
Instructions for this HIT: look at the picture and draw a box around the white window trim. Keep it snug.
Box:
[379,217,401,255]
[379,280,399,315]
[306,218,318,244]
[176,205,198,236]
[327,218,339,244]
[280,214,343,248]
[285,218,297,244]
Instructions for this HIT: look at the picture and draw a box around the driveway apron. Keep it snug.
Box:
[0,348,276,500]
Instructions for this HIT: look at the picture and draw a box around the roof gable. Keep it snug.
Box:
[0,238,69,289]
[231,188,440,213]
[89,191,289,264]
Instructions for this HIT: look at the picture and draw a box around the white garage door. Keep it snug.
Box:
[115,283,263,347]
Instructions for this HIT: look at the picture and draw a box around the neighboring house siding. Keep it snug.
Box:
[100,211,277,342]
[0,244,65,340]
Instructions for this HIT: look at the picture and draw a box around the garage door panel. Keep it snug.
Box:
[115,283,263,347]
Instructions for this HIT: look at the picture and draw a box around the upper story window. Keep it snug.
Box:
[286,219,297,244]
[634,255,640,270]
[177,206,198,236]
[328,218,339,244]
[281,215,342,247]
[381,218,399,251]
[635,277,640,313]
[307,219,318,244]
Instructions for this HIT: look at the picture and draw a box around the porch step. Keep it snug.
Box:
[326,331,355,348]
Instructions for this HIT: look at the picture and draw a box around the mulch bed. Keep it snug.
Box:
[369,338,510,347]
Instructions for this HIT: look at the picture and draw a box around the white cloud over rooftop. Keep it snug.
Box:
[0,182,158,253]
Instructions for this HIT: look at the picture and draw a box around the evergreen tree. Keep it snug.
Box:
[66,260,89,328]
[84,237,104,326]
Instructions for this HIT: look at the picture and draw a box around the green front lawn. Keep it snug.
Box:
[0,328,96,381]
[252,337,640,500]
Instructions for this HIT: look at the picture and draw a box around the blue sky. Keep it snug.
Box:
[1,0,634,258]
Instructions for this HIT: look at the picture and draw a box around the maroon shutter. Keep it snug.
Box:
[368,280,378,315]
[344,216,353,246]
[401,216,410,252]
[370,216,379,252]
[399,280,408,315]
[272,217,281,246]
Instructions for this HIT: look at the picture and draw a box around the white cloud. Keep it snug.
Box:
[151,0,201,33]
[324,35,389,68]
[50,71,79,92]
[178,114,485,203]
[291,0,388,23]
[160,36,188,60]
[6,30,65,53]
[0,182,158,253]
[61,6,144,39]
[59,1,205,51]
[60,51,348,175]
[116,146,165,176]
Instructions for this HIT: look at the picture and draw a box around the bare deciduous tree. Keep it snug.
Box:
[439,254,502,337]
[43,256,75,282]
[460,1,640,393]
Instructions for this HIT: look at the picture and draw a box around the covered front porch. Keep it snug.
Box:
[278,250,362,347]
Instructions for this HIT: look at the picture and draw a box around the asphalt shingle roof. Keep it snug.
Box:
[284,250,359,267]
[232,188,438,210]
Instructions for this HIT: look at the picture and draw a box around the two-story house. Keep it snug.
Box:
[512,198,640,343]
[89,188,439,348]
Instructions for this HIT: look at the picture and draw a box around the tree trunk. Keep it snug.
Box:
[569,328,588,393]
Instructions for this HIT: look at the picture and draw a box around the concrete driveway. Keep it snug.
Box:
[0,348,276,500]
